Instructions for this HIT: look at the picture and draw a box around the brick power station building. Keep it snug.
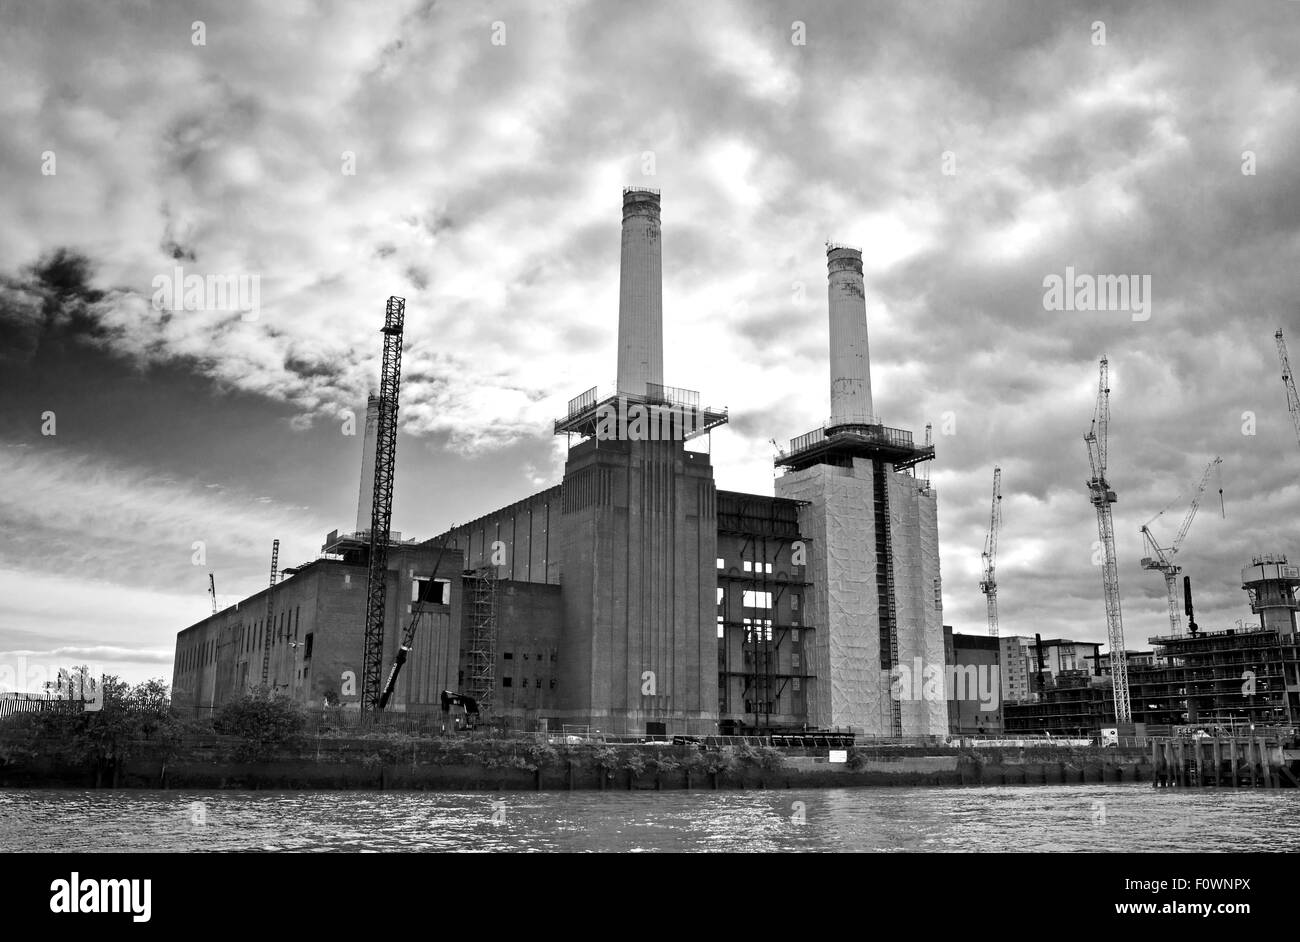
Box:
[172,188,946,737]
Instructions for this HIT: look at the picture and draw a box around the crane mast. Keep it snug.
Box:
[1084,357,1130,723]
[361,297,406,712]
[1140,457,1222,636]
[1276,329,1300,451]
[259,539,279,687]
[979,466,1002,637]
[208,573,217,614]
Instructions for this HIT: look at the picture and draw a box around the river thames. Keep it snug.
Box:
[2,784,1296,852]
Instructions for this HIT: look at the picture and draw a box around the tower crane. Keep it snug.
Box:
[1084,357,1130,723]
[208,573,217,614]
[1275,329,1300,452]
[361,297,406,712]
[1139,457,1222,636]
[259,540,279,686]
[978,466,1002,637]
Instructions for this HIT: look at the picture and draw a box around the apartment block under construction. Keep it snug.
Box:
[1004,554,1300,734]
[172,187,947,737]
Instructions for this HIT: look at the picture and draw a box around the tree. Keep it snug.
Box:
[0,670,185,785]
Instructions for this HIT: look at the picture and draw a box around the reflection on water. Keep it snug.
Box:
[0,785,1294,852]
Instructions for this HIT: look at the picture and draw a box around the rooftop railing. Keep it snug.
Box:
[784,420,916,456]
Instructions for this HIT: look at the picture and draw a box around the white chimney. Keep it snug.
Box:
[826,244,874,426]
[356,393,380,534]
[616,187,664,397]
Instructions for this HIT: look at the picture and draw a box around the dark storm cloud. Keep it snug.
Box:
[0,249,113,363]
[1,0,1299,676]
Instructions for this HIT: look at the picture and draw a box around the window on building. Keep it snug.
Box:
[716,587,724,605]
[933,579,942,610]
[717,617,725,639]
[791,594,800,611]
[743,560,752,573]
[791,629,799,645]
[504,652,512,660]
[414,578,450,604]
[792,677,801,691]
[792,653,801,669]
[502,677,512,688]
[742,590,772,609]
[522,678,529,688]
[764,562,773,574]
[742,618,773,642]
[304,633,313,660]
[717,558,724,569]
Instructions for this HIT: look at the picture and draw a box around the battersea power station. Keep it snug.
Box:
[172,188,947,737]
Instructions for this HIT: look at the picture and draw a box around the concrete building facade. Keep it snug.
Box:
[173,540,464,718]
[945,631,1003,735]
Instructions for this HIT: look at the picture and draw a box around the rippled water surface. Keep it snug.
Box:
[1,785,1295,852]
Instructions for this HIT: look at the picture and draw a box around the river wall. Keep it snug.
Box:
[0,736,1156,790]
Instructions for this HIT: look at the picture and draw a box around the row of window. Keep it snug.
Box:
[502,650,557,662]
[179,606,305,674]
[737,651,801,670]
[716,558,777,573]
[717,618,803,645]
[240,607,302,655]
[501,677,557,689]
[180,638,217,673]
[716,588,801,610]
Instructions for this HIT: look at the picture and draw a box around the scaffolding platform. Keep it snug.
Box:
[554,384,728,442]
[775,421,933,473]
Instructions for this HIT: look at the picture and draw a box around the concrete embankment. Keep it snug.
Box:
[0,736,1155,790]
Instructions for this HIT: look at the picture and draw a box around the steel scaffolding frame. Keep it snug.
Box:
[465,567,499,712]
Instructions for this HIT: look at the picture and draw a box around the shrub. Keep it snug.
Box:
[213,689,305,761]
[621,751,648,778]
[732,743,787,772]
[647,754,680,776]
[700,749,735,776]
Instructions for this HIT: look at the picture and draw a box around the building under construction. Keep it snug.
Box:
[1003,554,1300,734]
[172,187,946,737]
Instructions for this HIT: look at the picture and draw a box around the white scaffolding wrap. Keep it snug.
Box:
[917,481,948,735]
[777,462,881,732]
[778,459,948,736]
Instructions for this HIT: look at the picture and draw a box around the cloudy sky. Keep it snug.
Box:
[1,0,1298,687]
